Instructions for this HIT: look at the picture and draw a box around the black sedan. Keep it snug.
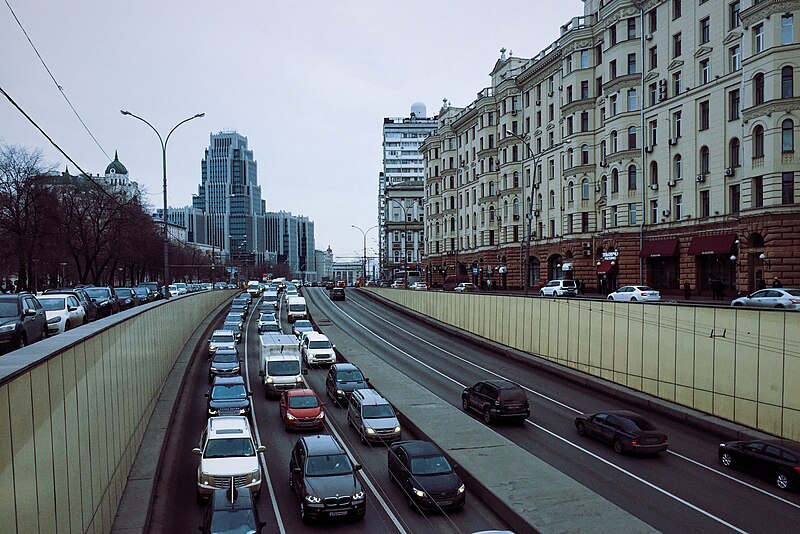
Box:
[208,349,241,383]
[719,439,800,490]
[206,376,252,417]
[574,410,668,455]
[388,440,465,511]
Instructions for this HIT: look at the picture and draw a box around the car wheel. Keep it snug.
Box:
[613,439,625,455]
[576,422,586,436]
[17,335,26,350]
[720,452,733,467]
[775,304,785,309]
[539,291,545,296]
[607,296,615,301]
[300,502,309,524]
[776,472,790,490]
[407,494,418,512]
[482,407,493,425]
[630,297,638,302]
[462,396,470,412]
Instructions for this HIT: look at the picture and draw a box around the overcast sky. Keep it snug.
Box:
[2,0,583,260]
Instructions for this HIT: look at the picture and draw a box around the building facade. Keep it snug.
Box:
[332,260,362,286]
[423,0,800,296]
[264,211,316,280]
[315,246,334,281]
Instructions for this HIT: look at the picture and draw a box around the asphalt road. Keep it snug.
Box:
[302,287,800,534]
[147,293,509,534]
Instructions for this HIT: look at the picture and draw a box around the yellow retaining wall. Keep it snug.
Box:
[0,291,233,534]
[369,289,800,442]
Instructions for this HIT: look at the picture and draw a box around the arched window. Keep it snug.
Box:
[567,148,574,167]
[729,138,740,167]
[581,178,590,199]
[502,173,508,190]
[549,189,556,209]
[489,206,495,221]
[782,66,794,98]
[611,168,620,192]
[650,161,658,186]
[513,198,520,218]
[753,125,765,157]
[602,175,608,196]
[782,119,795,152]
[503,200,509,220]
[537,193,543,210]
[628,126,637,149]
[754,73,765,105]
[581,144,589,165]
[568,180,575,202]
[610,130,618,152]
[628,165,637,190]
[435,222,440,236]
[700,146,710,174]
[674,154,683,180]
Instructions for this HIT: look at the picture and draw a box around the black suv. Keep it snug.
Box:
[206,376,252,418]
[289,434,366,523]
[325,363,369,406]
[330,287,345,301]
[83,286,120,317]
[199,487,265,534]
[462,379,530,424]
[0,293,48,354]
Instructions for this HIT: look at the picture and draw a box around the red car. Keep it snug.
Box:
[279,389,325,431]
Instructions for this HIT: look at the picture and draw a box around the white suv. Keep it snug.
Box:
[539,279,578,297]
[192,416,265,501]
[301,332,337,366]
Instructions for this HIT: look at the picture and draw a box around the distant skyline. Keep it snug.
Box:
[1,0,583,260]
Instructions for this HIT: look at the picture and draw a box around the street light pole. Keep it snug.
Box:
[351,224,377,284]
[121,110,204,298]
[506,129,540,296]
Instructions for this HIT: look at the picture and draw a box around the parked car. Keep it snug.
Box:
[731,288,800,310]
[206,376,252,418]
[208,349,241,383]
[137,282,163,300]
[84,286,120,317]
[330,287,346,301]
[718,439,800,490]
[132,286,153,304]
[37,294,85,335]
[325,363,369,406]
[347,388,401,444]
[539,279,578,297]
[388,440,466,511]
[199,487,265,534]
[279,389,325,431]
[0,292,48,353]
[462,380,529,424]
[574,410,668,455]
[442,276,470,291]
[289,434,366,523]
[453,283,477,293]
[607,286,661,302]
[390,279,406,289]
[114,287,139,310]
[44,288,97,323]
[300,332,336,366]
[292,320,314,338]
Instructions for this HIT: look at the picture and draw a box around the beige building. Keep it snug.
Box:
[423,0,800,296]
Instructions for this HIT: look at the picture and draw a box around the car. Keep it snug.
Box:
[44,288,98,323]
[300,332,336,366]
[279,389,325,431]
[607,285,661,302]
[193,416,265,501]
[410,281,428,291]
[83,286,120,316]
[391,279,406,289]
[173,282,189,295]
[257,312,275,328]
[225,313,244,328]
[378,280,391,288]
[0,292,48,353]
[388,440,466,511]
[132,286,153,304]
[574,410,669,455]
[731,288,800,310]
[330,287,346,301]
[37,294,85,335]
[718,439,800,490]
[199,487,265,534]
[214,281,227,290]
[292,319,314,338]
[258,321,281,334]
[325,363,369,406]
[206,376,252,418]
[325,282,334,290]
[461,380,529,424]
[137,282,163,300]
[223,320,243,343]
[347,389,401,444]
[539,279,578,297]
[453,282,477,293]
[230,304,248,319]
[208,329,237,358]
[289,434,366,523]
[114,287,139,310]
[209,349,241,382]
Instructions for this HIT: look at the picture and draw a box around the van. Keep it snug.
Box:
[286,296,307,323]
[262,290,279,309]
[247,280,261,297]
[258,334,306,398]
[347,389,401,444]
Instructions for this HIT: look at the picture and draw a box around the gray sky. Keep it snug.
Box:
[1,0,583,260]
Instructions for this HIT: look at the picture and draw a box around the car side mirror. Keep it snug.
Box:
[24,309,36,316]
[302,369,308,376]
[365,378,370,383]
[68,305,78,312]
[259,370,265,377]
[192,447,202,456]
[292,467,301,474]
[257,445,266,453]
[354,463,362,471]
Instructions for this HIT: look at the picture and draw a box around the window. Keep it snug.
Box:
[729,89,740,120]
[612,169,620,192]
[753,176,764,207]
[567,148,574,167]
[673,32,682,57]
[753,125,765,158]
[628,165,637,190]
[580,111,589,132]
[782,15,794,45]
[610,24,617,46]
[628,18,637,40]
[581,144,589,165]
[673,71,682,94]
[568,181,575,202]
[730,184,740,214]
[629,203,638,225]
[673,0,681,20]
[581,50,589,69]
[754,24,764,54]
[628,126,637,149]
[700,146,710,174]
[782,66,794,98]
[700,190,710,218]
[649,120,657,147]
[730,137,740,167]
[610,59,617,79]
[596,76,603,97]
[611,130,618,152]
[648,9,657,33]
[700,59,710,84]
[549,190,555,209]
[729,45,741,72]
[649,82,657,106]
[650,199,659,223]
[673,194,683,219]
[513,198,520,218]
[699,100,710,130]
[754,73,765,104]
[602,175,608,196]
[700,17,710,44]
[673,110,682,137]
[581,179,590,199]
[649,46,658,70]
[730,2,740,30]
[627,89,637,111]
[612,206,619,227]
[627,53,637,75]
[783,172,795,204]
[566,116,574,136]
[782,119,795,152]
[650,161,658,187]
[581,80,589,99]
[610,94,618,115]
[674,154,683,180]
[565,54,573,73]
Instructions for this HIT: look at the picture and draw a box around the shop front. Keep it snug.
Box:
[687,233,737,298]
[641,238,680,291]
[596,250,619,294]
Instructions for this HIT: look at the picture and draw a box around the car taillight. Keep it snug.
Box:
[794,466,800,474]
[631,438,639,445]
[790,299,800,304]
[640,292,648,296]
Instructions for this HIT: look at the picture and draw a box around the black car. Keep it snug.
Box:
[45,288,98,323]
[325,363,369,406]
[289,434,366,523]
[719,439,800,490]
[388,440,465,511]
[0,293,48,354]
[206,376,252,417]
[331,287,346,301]
[209,349,241,383]
[84,286,120,317]
[325,282,334,291]
[114,288,139,310]
[137,282,163,300]
[574,410,669,455]
[132,286,153,304]
[461,379,529,424]
[199,487,265,534]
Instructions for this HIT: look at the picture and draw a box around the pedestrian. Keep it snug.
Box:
[757,278,767,290]
[772,276,783,288]
[683,281,691,300]
[487,279,492,291]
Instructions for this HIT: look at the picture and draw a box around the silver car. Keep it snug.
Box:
[607,285,661,302]
[731,288,800,310]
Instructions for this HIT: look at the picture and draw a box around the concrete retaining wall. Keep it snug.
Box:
[366,290,800,442]
[0,291,235,534]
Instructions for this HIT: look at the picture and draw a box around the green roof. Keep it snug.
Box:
[105,151,128,175]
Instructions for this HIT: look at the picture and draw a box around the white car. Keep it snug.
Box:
[300,332,337,366]
[607,285,661,302]
[731,288,800,310]
[37,294,86,334]
[453,282,477,292]
[539,279,578,297]
[410,281,428,291]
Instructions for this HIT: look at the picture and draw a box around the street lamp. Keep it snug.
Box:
[506,129,541,295]
[121,109,204,298]
[351,224,378,284]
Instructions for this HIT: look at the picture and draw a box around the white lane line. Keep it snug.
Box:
[325,295,749,533]
[348,294,800,510]
[242,296,286,534]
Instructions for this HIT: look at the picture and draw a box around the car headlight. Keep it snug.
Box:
[266,377,274,384]
[295,376,303,383]
[210,367,218,372]
[457,483,465,494]
[412,487,425,498]
[336,389,344,395]
[305,494,322,504]
[239,408,247,415]
[365,428,376,434]
[47,317,61,324]
[208,408,218,415]
[352,491,365,501]
[286,413,296,420]
[393,426,401,433]
[209,344,217,351]
[232,366,240,372]
[0,323,15,333]
[200,471,211,484]
[316,412,325,419]
[251,468,260,482]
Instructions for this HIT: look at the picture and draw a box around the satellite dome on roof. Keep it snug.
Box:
[410,102,427,118]
[105,151,128,175]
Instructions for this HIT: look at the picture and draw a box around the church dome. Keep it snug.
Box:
[105,151,128,175]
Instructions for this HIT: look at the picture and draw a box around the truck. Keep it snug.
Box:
[286,296,307,323]
[258,334,306,398]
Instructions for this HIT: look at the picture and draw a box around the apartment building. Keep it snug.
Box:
[423,0,799,296]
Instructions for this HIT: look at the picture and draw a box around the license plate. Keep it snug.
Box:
[437,500,452,506]
[329,511,347,516]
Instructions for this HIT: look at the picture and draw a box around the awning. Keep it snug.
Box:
[596,260,618,274]
[640,238,679,258]
[561,262,574,271]
[687,233,737,256]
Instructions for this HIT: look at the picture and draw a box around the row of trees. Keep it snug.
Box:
[0,143,215,292]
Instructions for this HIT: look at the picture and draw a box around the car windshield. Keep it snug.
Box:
[305,453,352,476]
[212,334,235,344]
[212,384,247,400]
[362,404,395,419]
[210,509,257,534]
[0,301,19,317]
[261,323,280,332]
[309,340,332,349]
[84,288,110,298]
[39,298,66,311]
[268,361,300,376]
[264,295,277,302]
[213,353,238,364]
[259,313,275,321]
[295,320,311,328]
[133,288,148,296]
[204,438,255,458]
[224,322,240,331]
[336,370,364,383]
[226,314,240,321]
[288,395,319,409]
[410,454,452,476]
[289,304,305,312]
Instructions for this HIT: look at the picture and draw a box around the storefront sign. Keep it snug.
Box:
[601,251,619,261]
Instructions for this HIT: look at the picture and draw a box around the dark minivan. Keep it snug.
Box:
[462,379,530,424]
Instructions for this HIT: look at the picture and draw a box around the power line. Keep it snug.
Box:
[4,0,111,161]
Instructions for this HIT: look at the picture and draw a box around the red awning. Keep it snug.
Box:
[640,238,679,258]
[596,260,618,274]
[687,233,737,256]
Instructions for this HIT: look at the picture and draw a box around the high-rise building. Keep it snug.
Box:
[264,211,316,279]
[315,246,334,281]
[379,104,438,280]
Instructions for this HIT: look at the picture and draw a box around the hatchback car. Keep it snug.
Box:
[279,389,325,431]
[44,288,97,323]
[731,288,800,310]
[209,349,241,383]
[325,363,369,406]
[199,487,265,534]
[84,286,120,316]
[574,410,668,455]
[719,439,800,490]
[453,283,477,293]
[206,376,252,418]
[607,286,661,302]
[114,287,139,310]
[37,294,85,335]
[462,380,529,424]
[388,440,465,511]
[539,279,577,297]
[0,293,47,353]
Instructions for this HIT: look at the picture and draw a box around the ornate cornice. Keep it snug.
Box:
[603,73,641,94]
[693,46,713,59]
[561,97,598,115]
[742,97,800,122]
[740,0,800,30]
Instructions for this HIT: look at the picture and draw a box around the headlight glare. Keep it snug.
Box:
[412,487,425,498]
[305,494,321,504]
